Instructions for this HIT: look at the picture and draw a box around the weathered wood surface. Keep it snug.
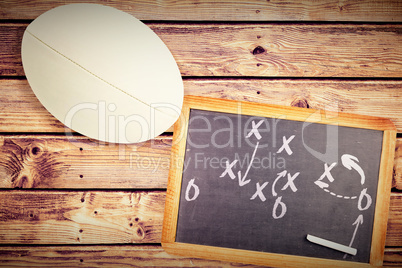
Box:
[0,245,262,267]
[384,248,402,267]
[0,135,400,190]
[1,0,402,22]
[0,24,23,76]
[0,191,165,244]
[388,193,402,246]
[0,135,171,189]
[1,0,401,267]
[0,245,399,268]
[1,79,402,132]
[395,139,402,189]
[2,23,402,77]
[0,190,401,247]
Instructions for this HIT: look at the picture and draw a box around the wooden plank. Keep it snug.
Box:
[2,23,402,77]
[0,245,399,267]
[183,79,402,132]
[0,135,401,190]
[0,24,24,76]
[384,248,402,267]
[0,190,401,246]
[1,79,401,132]
[0,79,63,132]
[1,0,402,21]
[395,139,402,189]
[0,191,165,244]
[386,193,402,247]
[0,135,171,189]
[0,245,262,267]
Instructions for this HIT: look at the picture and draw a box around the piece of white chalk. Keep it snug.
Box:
[307,234,357,256]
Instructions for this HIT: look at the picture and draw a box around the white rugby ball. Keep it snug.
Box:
[21,3,183,144]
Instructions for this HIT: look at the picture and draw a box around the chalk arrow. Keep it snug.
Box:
[353,214,364,226]
[237,141,259,187]
[272,170,287,197]
[314,180,328,189]
[238,170,251,186]
[341,154,365,185]
[343,214,364,259]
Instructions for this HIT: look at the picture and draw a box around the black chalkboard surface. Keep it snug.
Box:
[162,96,396,268]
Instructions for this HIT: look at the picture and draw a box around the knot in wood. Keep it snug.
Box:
[129,192,142,205]
[0,138,69,188]
[252,46,266,55]
[134,225,146,241]
[25,141,46,160]
[291,98,310,109]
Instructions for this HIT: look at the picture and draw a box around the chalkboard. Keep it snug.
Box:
[162,96,396,268]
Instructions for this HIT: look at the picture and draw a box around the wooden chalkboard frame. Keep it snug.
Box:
[162,96,396,267]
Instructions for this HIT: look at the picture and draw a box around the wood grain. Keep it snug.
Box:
[0,136,400,190]
[0,24,24,76]
[1,0,401,21]
[0,245,262,267]
[383,248,402,267]
[0,190,165,244]
[386,193,402,247]
[0,245,399,267]
[0,135,171,189]
[0,1,401,266]
[1,79,402,132]
[184,79,402,131]
[0,79,66,132]
[0,138,400,190]
[155,23,402,77]
[2,23,402,77]
[0,190,401,246]
[395,139,402,189]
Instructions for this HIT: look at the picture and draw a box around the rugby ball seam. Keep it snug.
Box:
[25,29,174,118]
